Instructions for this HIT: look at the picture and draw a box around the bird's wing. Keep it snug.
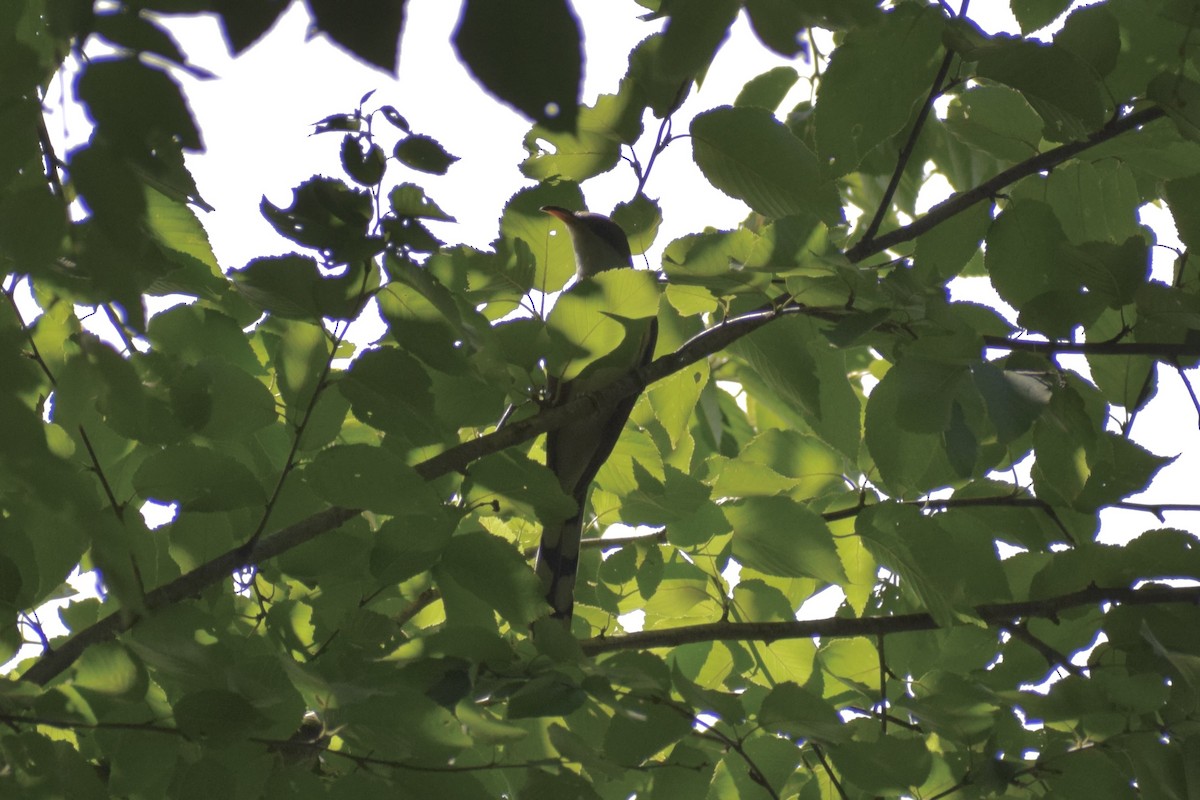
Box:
[536,314,657,622]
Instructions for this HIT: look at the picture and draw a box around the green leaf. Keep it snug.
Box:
[147,305,261,371]
[885,357,971,435]
[521,88,643,182]
[644,560,724,627]
[174,689,266,739]
[649,360,708,449]
[369,514,453,585]
[1150,73,1200,144]
[985,200,1077,313]
[377,253,486,371]
[814,4,945,175]
[913,198,993,284]
[455,698,528,744]
[942,85,1043,162]
[303,443,440,516]
[864,378,956,497]
[93,9,189,68]
[1074,433,1172,512]
[76,56,202,151]
[336,686,473,758]
[1055,4,1120,77]
[758,682,848,743]
[215,1,288,54]
[661,227,765,310]
[500,183,584,292]
[724,496,846,584]
[1062,237,1149,309]
[711,429,844,500]
[828,737,933,795]
[438,530,545,626]
[970,363,1052,444]
[259,176,377,264]
[611,193,662,256]
[233,254,328,320]
[617,463,712,526]
[307,0,405,72]
[691,105,841,223]
[393,134,459,175]
[857,504,975,627]
[506,671,587,719]
[1165,172,1200,250]
[545,268,659,382]
[171,360,278,440]
[463,451,575,524]
[671,663,746,724]
[133,444,265,511]
[453,0,581,132]
[744,0,806,56]
[974,38,1109,141]
[658,0,740,85]
[1031,386,1099,508]
[340,135,387,186]
[269,319,331,424]
[72,642,145,697]
[0,183,66,274]
[709,457,798,498]
[388,183,454,221]
[1045,160,1141,246]
[1043,748,1140,800]
[727,315,821,420]
[337,346,441,444]
[734,66,799,112]
[1011,0,1072,34]
[602,699,694,766]
[1086,309,1156,412]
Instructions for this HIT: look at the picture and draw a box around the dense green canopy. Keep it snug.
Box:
[3,1,1200,797]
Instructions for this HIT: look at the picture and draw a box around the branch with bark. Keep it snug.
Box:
[579,583,1200,655]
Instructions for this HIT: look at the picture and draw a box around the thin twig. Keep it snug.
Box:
[1006,620,1088,678]
[1175,361,1200,428]
[810,742,851,800]
[859,48,956,245]
[983,335,1200,358]
[877,633,888,735]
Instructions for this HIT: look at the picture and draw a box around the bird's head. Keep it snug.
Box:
[542,205,633,278]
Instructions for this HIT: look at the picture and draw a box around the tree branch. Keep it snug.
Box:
[845,106,1167,264]
[21,506,362,686]
[984,335,1200,358]
[579,583,1200,655]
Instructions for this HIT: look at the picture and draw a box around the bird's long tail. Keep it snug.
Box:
[535,504,585,622]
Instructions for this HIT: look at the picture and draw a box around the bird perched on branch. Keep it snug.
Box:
[536,205,658,624]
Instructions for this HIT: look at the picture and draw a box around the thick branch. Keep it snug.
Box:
[579,583,1200,655]
[22,506,362,686]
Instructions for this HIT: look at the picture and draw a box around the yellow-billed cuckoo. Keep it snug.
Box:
[536,205,658,623]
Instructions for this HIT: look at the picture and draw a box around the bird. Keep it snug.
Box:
[535,205,658,624]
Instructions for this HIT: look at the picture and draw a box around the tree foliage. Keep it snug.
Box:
[4,0,1200,797]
